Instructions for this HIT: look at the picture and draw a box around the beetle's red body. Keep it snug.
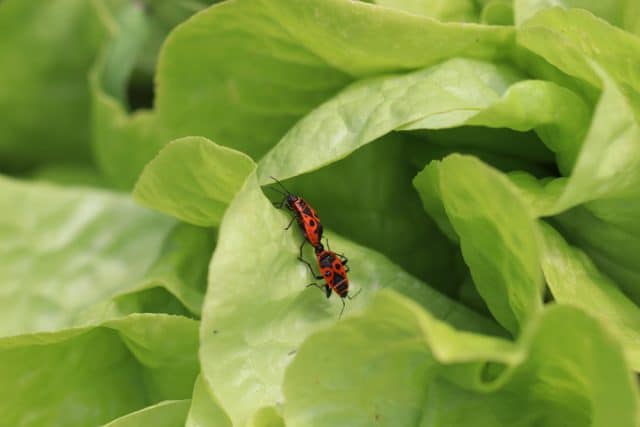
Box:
[287,195,323,249]
[316,248,349,298]
[307,245,358,318]
[270,177,324,251]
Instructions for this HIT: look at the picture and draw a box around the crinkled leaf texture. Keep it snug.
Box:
[0,176,168,335]
[0,176,212,334]
[518,7,640,100]
[258,57,587,181]
[0,314,199,427]
[283,290,640,426]
[515,0,640,34]
[0,176,208,426]
[199,172,503,426]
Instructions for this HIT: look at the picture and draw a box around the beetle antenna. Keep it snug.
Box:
[348,288,362,300]
[270,176,291,194]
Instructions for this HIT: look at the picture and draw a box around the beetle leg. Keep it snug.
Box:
[338,298,346,319]
[347,288,362,300]
[306,282,326,296]
[273,196,288,209]
[298,255,317,278]
[284,216,296,230]
[298,239,307,258]
[325,285,332,299]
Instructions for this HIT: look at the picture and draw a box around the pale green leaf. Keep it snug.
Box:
[0,314,199,427]
[283,290,639,426]
[185,375,232,427]
[134,136,255,227]
[539,222,640,370]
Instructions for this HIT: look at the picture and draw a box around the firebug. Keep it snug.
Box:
[304,241,360,318]
[268,176,324,258]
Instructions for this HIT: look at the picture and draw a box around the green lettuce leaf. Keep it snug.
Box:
[186,375,232,427]
[539,222,640,370]
[508,64,640,307]
[106,222,215,317]
[553,207,640,304]
[414,155,543,334]
[553,66,640,212]
[518,7,640,101]
[258,58,521,181]
[0,176,173,336]
[481,0,514,25]
[248,407,285,427]
[134,136,255,227]
[515,0,640,34]
[102,400,190,427]
[283,290,640,426]
[371,0,480,22]
[157,0,514,155]
[0,314,199,427]
[0,176,214,336]
[258,58,587,181]
[199,172,502,426]
[544,66,640,303]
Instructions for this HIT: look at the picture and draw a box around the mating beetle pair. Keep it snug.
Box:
[269,177,360,318]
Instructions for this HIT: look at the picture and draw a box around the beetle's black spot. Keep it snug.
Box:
[303,206,312,215]
[308,219,315,227]
[320,253,334,268]
[332,273,345,286]
[324,270,331,277]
